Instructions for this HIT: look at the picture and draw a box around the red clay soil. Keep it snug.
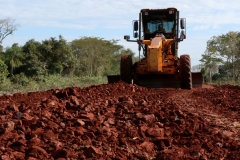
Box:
[0,82,239,159]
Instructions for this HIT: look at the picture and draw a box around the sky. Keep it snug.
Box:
[1,0,240,66]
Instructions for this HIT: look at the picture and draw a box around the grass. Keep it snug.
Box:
[209,79,240,86]
[0,75,108,96]
[1,75,239,96]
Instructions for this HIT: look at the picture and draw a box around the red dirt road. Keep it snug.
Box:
[0,82,239,159]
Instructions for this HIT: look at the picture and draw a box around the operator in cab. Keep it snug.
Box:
[154,23,166,39]
[156,23,166,33]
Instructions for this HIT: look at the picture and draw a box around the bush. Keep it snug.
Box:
[0,60,9,83]
[0,78,13,95]
[10,73,30,86]
[0,74,105,95]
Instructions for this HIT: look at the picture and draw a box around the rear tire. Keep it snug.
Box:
[120,54,132,84]
[180,54,192,89]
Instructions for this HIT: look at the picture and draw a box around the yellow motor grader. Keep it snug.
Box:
[108,8,203,89]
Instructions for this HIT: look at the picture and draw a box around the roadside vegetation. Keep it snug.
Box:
[192,31,240,85]
[0,36,137,95]
[0,18,138,95]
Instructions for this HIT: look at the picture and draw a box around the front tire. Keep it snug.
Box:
[180,54,192,89]
[120,54,132,84]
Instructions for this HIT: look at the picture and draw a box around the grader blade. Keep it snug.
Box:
[192,72,203,88]
[107,75,121,83]
[107,73,203,88]
[134,74,181,88]
[134,73,203,88]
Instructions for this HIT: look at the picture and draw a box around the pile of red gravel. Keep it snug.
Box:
[0,82,239,159]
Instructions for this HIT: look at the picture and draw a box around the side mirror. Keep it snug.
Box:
[133,32,138,38]
[124,35,130,40]
[133,21,138,31]
[180,30,186,40]
[180,18,186,29]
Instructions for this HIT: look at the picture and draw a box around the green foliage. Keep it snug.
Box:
[0,59,9,83]
[0,75,104,95]
[200,31,240,83]
[0,36,137,94]
[34,75,103,91]
[212,73,224,81]
[10,73,29,86]
[71,37,134,77]
[200,36,223,83]
[4,43,23,75]
[0,45,3,52]
[71,37,112,77]
[2,36,136,80]
[104,48,136,76]
[21,39,47,77]
[40,36,75,75]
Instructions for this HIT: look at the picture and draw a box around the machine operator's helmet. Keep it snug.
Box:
[158,23,163,29]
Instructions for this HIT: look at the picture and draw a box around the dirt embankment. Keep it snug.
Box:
[0,82,239,159]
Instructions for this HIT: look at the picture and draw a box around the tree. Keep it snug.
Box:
[106,47,136,76]
[217,32,240,80]
[4,43,23,75]
[71,37,117,77]
[192,64,205,72]
[200,31,240,83]
[0,59,9,83]
[22,39,47,77]
[40,36,75,76]
[200,36,222,83]
[0,18,20,45]
[70,37,136,77]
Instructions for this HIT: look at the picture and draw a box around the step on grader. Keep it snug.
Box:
[108,8,203,89]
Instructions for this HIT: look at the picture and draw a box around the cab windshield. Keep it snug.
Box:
[141,9,177,39]
[146,20,174,33]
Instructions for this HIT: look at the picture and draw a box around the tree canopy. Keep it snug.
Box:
[199,31,240,83]
[0,35,136,85]
[0,18,20,45]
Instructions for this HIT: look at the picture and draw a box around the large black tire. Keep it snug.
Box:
[120,54,132,84]
[180,54,192,89]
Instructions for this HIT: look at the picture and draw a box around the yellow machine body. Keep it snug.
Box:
[107,8,203,89]
[137,37,177,75]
